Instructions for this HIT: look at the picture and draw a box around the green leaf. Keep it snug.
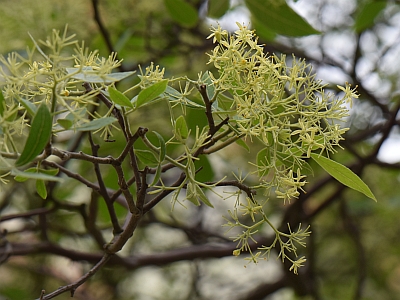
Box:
[12,168,62,182]
[201,71,215,100]
[235,139,250,153]
[36,179,47,199]
[108,86,134,108]
[18,98,37,117]
[310,154,377,201]
[57,118,73,130]
[164,0,199,28]
[74,117,117,131]
[251,17,277,41]
[195,184,214,208]
[354,0,387,33]
[135,149,159,167]
[186,182,201,206]
[0,90,5,116]
[150,164,162,187]
[66,67,135,83]
[135,80,168,109]
[16,103,52,167]
[245,0,320,37]
[208,0,230,19]
[153,131,166,162]
[194,155,214,182]
[175,115,189,140]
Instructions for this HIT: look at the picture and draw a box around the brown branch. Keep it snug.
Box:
[0,207,54,222]
[41,160,101,192]
[89,133,123,234]
[40,253,111,300]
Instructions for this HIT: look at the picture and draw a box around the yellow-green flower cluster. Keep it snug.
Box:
[207,22,357,203]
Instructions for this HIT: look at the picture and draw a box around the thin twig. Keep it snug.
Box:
[39,254,111,300]
[89,133,123,234]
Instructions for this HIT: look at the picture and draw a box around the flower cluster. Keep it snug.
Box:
[207,23,357,203]
[208,23,358,271]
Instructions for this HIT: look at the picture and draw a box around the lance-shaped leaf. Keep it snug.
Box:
[354,0,387,33]
[153,131,166,162]
[311,154,377,201]
[12,168,62,182]
[108,87,134,108]
[36,179,47,199]
[18,98,37,117]
[16,103,52,167]
[135,80,168,109]
[66,67,135,83]
[74,117,117,131]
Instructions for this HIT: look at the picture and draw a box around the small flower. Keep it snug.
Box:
[337,82,359,108]
[289,256,307,275]
[207,24,228,43]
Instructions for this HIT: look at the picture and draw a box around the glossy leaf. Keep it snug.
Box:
[208,0,230,19]
[16,103,52,167]
[136,80,168,109]
[354,0,387,33]
[311,154,377,201]
[245,0,320,37]
[108,86,134,108]
[164,0,198,28]
[74,117,117,131]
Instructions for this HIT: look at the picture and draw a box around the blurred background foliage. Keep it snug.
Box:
[1,0,400,299]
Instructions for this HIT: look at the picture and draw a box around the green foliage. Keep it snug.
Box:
[164,0,199,28]
[208,0,230,19]
[0,24,369,276]
[245,0,320,36]
[0,1,389,298]
[311,154,376,201]
[15,103,52,167]
[354,0,387,32]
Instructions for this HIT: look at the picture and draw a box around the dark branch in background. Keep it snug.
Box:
[340,199,366,300]
[90,0,126,71]
[40,254,111,300]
